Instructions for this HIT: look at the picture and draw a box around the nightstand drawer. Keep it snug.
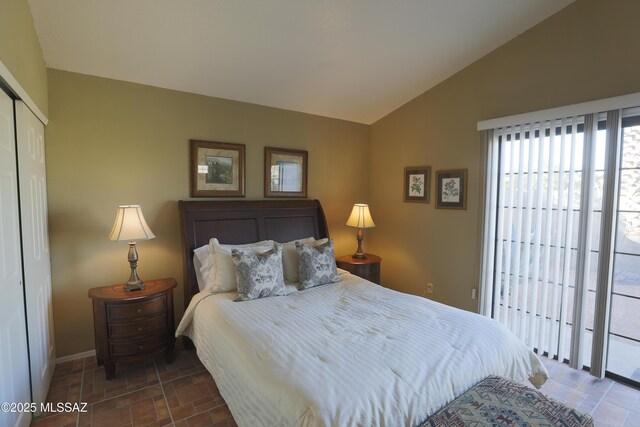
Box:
[110,333,168,357]
[352,264,380,283]
[108,314,167,339]
[107,295,166,320]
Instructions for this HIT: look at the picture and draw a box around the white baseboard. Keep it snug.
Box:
[56,349,96,364]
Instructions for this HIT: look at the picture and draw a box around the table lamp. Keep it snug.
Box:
[346,203,376,259]
[108,205,156,291]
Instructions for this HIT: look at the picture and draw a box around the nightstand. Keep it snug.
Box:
[335,254,382,284]
[88,278,177,379]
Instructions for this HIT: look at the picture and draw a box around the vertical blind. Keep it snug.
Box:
[483,116,593,361]
[480,94,640,381]
[480,111,629,377]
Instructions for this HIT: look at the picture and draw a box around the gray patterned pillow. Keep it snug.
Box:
[295,239,339,290]
[231,243,286,301]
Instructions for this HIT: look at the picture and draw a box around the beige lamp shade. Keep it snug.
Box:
[346,204,376,229]
[108,205,156,241]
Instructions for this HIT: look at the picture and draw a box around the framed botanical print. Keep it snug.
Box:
[435,169,468,210]
[264,147,308,198]
[190,140,245,197]
[404,166,431,203]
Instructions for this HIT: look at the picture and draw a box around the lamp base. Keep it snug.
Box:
[123,241,145,292]
[352,228,367,260]
[124,280,145,292]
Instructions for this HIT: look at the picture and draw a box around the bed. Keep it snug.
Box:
[176,199,548,427]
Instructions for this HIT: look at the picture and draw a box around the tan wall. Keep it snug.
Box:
[45,0,640,356]
[0,0,48,116]
[368,0,640,312]
[46,69,370,356]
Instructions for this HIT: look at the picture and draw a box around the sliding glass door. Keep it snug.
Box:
[481,108,640,387]
[606,116,640,382]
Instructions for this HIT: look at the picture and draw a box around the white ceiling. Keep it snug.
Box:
[28,0,573,124]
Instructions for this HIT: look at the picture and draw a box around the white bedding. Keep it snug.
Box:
[176,271,547,427]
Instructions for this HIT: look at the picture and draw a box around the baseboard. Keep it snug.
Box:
[56,349,96,364]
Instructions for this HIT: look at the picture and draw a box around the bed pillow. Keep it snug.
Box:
[193,244,213,291]
[295,239,339,290]
[282,238,330,283]
[209,238,274,293]
[232,243,286,301]
[282,237,315,282]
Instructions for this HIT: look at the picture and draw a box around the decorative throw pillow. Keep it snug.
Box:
[281,237,328,283]
[208,238,274,293]
[295,239,339,290]
[232,243,286,301]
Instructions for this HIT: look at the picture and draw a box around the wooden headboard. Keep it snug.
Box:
[178,199,329,310]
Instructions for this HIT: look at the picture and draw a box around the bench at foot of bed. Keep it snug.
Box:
[421,375,594,427]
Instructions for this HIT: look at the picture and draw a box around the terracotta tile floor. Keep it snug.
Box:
[525,356,640,426]
[30,342,236,427]
[31,348,640,426]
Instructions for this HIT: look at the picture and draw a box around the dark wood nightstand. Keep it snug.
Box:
[335,254,382,284]
[88,278,177,379]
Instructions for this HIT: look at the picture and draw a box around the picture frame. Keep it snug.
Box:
[403,166,431,203]
[435,169,468,210]
[190,140,245,197]
[264,147,308,198]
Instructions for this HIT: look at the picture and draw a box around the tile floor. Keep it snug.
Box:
[30,341,235,427]
[527,356,640,426]
[30,344,640,427]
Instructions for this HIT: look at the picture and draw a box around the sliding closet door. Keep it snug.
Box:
[16,101,55,414]
[0,93,32,427]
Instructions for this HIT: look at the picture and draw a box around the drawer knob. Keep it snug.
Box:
[136,308,142,313]
[137,327,143,332]
[138,345,144,350]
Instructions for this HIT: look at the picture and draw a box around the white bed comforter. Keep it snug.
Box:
[176,272,547,427]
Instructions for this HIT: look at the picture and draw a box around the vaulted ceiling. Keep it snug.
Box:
[28,0,573,124]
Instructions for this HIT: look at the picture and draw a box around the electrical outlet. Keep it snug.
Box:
[472,288,477,300]
[426,283,434,294]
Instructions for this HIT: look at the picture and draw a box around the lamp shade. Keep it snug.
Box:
[345,204,376,229]
[108,205,156,241]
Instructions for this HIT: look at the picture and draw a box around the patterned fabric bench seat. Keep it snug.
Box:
[420,376,594,427]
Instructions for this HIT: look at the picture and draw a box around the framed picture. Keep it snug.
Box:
[190,140,245,197]
[264,147,308,198]
[435,169,468,210]
[404,166,431,203]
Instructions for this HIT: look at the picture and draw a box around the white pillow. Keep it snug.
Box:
[209,238,274,293]
[193,245,212,291]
